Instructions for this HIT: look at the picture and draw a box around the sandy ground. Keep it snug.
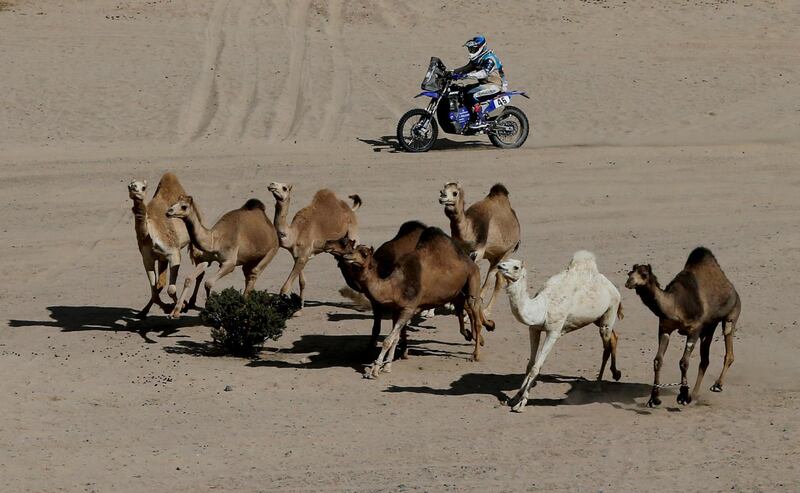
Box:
[2,0,800,491]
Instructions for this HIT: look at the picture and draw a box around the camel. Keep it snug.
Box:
[340,227,495,379]
[323,220,427,356]
[165,195,279,308]
[268,182,361,315]
[439,182,521,313]
[127,173,201,318]
[499,252,624,412]
[626,247,740,407]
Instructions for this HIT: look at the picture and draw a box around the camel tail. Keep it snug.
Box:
[338,286,371,311]
[349,194,362,211]
[617,301,624,320]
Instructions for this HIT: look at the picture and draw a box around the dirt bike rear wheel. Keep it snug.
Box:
[488,106,529,149]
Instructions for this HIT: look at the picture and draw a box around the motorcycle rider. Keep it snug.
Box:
[452,35,506,128]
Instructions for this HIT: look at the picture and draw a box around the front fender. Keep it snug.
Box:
[415,91,439,99]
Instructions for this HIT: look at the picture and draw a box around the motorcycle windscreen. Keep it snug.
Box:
[421,57,446,91]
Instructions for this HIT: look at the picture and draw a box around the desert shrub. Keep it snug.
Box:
[200,288,301,357]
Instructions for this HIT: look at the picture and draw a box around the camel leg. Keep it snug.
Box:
[165,251,181,302]
[204,259,238,299]
[711,320,735,392]
[676,333,699,405]
[478,256,495,300]
[483,269,506,314]
[170,261,208,319]
[691,329,715,399]
[525,326,542,374]
[366,309,413,379]
[510,327,560,412]
[137,252,160,319]
[367,301,382,351]
[280,255,308,313]
[597,326,622,381]
[464,302,482,362]
[648,329,671,408]
[243,247,279,295]
[185,265,207,312]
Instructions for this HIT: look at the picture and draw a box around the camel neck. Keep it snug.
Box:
[131,197,149,242]
[357,262,396,305]
[182,207,215,253]
[635,283,671,319]
[506,273,547,327]
[445,204,469,239]
[273,198,293,245]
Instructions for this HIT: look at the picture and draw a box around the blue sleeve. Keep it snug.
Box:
[481,57,496,73]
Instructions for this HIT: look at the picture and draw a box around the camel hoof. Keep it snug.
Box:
[462,331,473,342]
[509,398,526,413]
[399,349,409,360]
[479,335,485,347]
[647,395,661,408]
[382,362,392,373]
[612,369,622,381]
[677,385,692,405]
[168,310,181,320]
[292,309,303,318]
[485,320,496,332]
[710,383,723,392]
[470,354,481,363]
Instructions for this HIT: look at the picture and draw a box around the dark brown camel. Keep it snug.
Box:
[626,247,741,407]
[341,227,495,378]
[323,220,427,356]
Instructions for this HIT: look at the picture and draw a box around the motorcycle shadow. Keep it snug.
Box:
[357,136,494,153]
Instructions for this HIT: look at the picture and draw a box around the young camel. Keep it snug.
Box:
[128,173,200,318]
[341,227,495,379]
[439,182,520,313]
[165,196,279,307]
[499,252,623,412]
[268,182,361,315]
[323,220,428,356]
[626,247,740,407]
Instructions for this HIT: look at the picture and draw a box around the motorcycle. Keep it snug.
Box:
[396,57,530,153]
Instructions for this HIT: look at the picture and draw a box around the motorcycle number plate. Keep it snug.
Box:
[495,95,511,107]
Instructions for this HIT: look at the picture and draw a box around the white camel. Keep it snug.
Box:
[498,251,624,412]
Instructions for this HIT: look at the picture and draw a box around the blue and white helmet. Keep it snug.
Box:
[464,35,488,61]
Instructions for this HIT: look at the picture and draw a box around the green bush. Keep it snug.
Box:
[200,288,301,357]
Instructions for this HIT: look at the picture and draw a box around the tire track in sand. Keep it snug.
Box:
[177,0,229,145]
[318,0,351,141]
[224,1,262,140]
[267,0,312,142]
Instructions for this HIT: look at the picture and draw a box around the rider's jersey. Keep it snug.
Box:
[457,50,505,87]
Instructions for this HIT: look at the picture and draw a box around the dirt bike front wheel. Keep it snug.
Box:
[396,109,438,152]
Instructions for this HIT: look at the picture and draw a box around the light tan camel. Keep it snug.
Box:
[165,196,279,312]
[127,173,199,318]
[341,227,495,378]
[626,247,741,407]
[439,182,520,313]
[268,182,361,315]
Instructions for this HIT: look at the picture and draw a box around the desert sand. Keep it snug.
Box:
[1,0,799,491]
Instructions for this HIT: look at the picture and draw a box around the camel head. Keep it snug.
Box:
[268,182,292,202]
[342,245,374,268]
[625,264,653,289]
[438,182,464,213]
[128,180,147,201]
[498,258,526,283]
[323,237,357,259]
[165,195,194,219]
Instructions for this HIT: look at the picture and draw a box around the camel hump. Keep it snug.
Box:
[568,250,598,272]
[312,188,338,203]
[395,220,427,238]
[153,172,186,199]
[241,198,266,211]
[488,183,510,197]
[415,226,451,249]
[685,246,717,268]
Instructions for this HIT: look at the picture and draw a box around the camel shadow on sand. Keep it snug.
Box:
[357,135,494,153]
[386,372,655,413]
[8,305,200,344]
